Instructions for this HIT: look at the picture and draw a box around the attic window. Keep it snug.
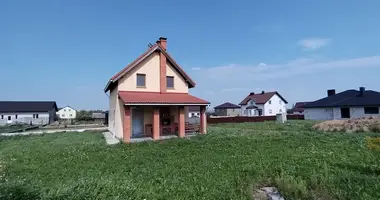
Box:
[136,74,146,87]
[364,107,379,114]
[167,76,174,88]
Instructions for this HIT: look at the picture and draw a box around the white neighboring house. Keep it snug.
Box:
[188,106,200,118]
[57,106,77,119]
[304,87,380,120]
[239,91,288,116]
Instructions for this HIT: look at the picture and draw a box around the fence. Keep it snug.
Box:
[207,114,304,124]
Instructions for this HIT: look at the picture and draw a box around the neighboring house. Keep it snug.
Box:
[304,87,380,120]
[57,106,77,119]
[188,106,200,118]
[214,102,241,116]
[0,101,58,126]
[291,102,310,114]
[92,112,106,120]
[239,91,288,116]
[104,37,209,143]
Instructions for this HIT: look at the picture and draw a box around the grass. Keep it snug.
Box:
[1,120,380,199]
[0,124,32,133]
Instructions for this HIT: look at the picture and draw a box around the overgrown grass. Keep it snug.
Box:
[1,121,380,199]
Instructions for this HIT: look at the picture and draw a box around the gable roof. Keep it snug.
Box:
[214,102,240,109]
[303,89,380,108]
[104,41,196,92]
[188,106,200,112]
[0,101,58,113]
[291,102,311,113]
[239,91,288,105]
[58,106,76,112]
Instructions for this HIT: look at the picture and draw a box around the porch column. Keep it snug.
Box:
[153,107,160,140]
[123,106,131,143]
[200,105,207,134]
[178,106,185,138]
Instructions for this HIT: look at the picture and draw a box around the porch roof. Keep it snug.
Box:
[119,91,210,105]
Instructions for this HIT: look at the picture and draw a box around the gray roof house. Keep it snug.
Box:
[214,102,241,117]
[0,101,58,125]
[303,87,380,120]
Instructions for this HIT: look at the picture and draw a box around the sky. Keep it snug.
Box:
[1,0,380,110]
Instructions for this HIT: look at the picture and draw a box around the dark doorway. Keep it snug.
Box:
[258,109,263,116]
[340,108,350,118]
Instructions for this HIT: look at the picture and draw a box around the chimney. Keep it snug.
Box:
[359,87,365,96]
[261,91,265,94]
[156,37,167,50]
[327,89,335,97]
[249,92,255,95]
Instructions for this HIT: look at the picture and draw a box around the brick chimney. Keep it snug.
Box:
[157,37,167,50]
[327,89,335,97]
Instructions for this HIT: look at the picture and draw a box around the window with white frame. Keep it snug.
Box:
[269,100,272,104]
[269,109,272,114]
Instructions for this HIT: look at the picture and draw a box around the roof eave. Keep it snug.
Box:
[104,79,113,92]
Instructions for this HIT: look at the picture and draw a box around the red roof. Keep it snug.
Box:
[239,91,288,105]
[291,102,311,113]
[119,91,209,105]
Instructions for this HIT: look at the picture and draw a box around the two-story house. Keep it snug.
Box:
[239,91,288,116]
[104,37,209,143]
[57,106,77,119]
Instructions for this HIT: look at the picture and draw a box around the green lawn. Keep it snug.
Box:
[1,121,380,199]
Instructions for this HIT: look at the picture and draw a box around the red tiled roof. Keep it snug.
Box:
[119,91,209,105]
[239,91,288,105]
[291,102,311,113]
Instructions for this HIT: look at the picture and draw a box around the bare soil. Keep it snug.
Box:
[313,117,380,133]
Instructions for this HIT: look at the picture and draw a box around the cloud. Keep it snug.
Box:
[191,67,201,70]
[298,38,331,50]
[190,55,380,86]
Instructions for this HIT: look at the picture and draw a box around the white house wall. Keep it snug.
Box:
[263,94,287,116]
[305,106,380,120]
[0,112,51,126]
[57,106,77,119]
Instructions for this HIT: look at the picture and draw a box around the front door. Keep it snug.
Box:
[340,108,350,119]
[132,108,144,137]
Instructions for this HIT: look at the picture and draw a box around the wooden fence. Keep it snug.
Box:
[207,114,304,124]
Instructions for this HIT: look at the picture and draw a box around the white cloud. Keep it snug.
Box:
[258,63,267,66]
[191,67,201,70]
[190,55,380,85]
[298,38,331,50]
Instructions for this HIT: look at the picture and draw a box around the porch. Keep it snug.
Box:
[122,105,207,143]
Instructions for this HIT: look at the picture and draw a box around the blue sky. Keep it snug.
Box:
[2,0,380,110]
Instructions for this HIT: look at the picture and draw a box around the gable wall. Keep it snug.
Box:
[118,52,160,92]
[166,62,189,93]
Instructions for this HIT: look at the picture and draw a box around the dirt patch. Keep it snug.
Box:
[313,117,380,133]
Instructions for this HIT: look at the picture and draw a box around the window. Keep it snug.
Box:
[364,107,379,114]
[279,100,282,104]
[166,76,174,88]
[62,114,65,117]
[8,116,11,120]
[269,109,272,114]
[340,108,350,118]
[269,100,272,104]
[279,109,282,112]
[250,101,254,105]
[15,115,18,119]
[36,114,39,119]
[1,115,3,119]
[64,109,66,111]
[70,114,72,117]
[33,114,39,119]
[136,74,146,87]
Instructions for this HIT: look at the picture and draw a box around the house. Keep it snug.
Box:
[290,102,310,114]
[57,106,77,119]
[239,91,288,116]
[0,101,58,126]
[104,37,209,143]
[188,106,200,118]
[92,112,106,120]
[304,87,380,120]
[214,102,241,116]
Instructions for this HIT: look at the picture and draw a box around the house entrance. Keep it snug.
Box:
[340,108,350,118]
[132,108,144,137]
